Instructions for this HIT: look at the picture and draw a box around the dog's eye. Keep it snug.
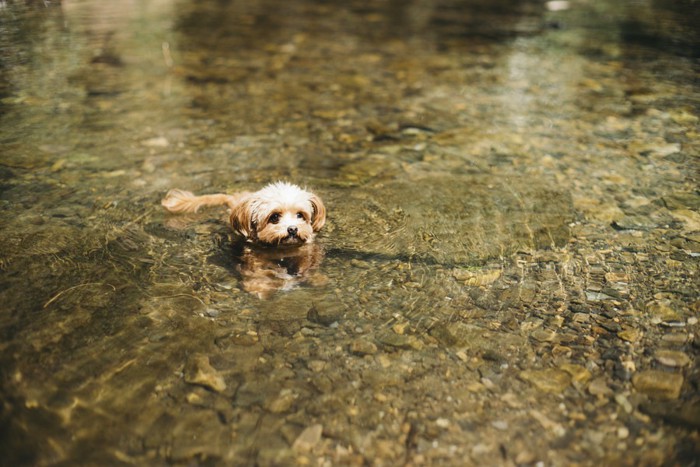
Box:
[296,212,305,220]
[269,213,281,224]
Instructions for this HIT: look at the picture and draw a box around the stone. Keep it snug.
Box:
[560,363,592,384]
[615,394,633,414]
[588,378,613,397]
[663,192,700,210]
[376,332,424,351]
[307,360,327,372]
[647,301,681,323]
[529,409,566,436]
[515,450,537,464]
[574,198,624,222]
[519,369,571,394]
[632,370,684,399]
[141,136,169,147]
[184,354,227,393]
[612,215,658,231]
[605,272,630,283]
[349,339,378,356]
[531,328,558,342]
[436,418,450,428]
[453,268,502,286]
[292,424,323,452]
[660,333,689,345]
[266,389,298,414]
[670,209,700,231]
[491,420,508,430]
[654,350,691,368]
[617,328,641,343]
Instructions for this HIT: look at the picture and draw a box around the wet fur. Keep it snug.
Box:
[161,182,326,246]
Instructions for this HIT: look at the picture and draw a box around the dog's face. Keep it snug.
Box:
[230,182,326,246]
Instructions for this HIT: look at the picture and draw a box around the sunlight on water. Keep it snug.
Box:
[1,0,698,464]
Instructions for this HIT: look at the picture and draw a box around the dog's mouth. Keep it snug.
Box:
[280,234,305,245]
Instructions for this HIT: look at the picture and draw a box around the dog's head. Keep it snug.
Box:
[230,182,326,246]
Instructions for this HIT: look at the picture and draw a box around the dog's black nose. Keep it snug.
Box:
[287,226,298,236]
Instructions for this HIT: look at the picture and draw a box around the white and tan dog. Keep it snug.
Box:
[161,182,326,246]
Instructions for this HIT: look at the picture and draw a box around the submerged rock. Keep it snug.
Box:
[654,350,691,368]
[349,339,378,356]
[646,301,682,323]
[184,354,227,393]
[292,424,323,452]
[519,369,571,394]
[632,370,684,399]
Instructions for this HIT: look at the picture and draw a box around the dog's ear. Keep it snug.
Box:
[309,193,326,232]
[230,197,257,241]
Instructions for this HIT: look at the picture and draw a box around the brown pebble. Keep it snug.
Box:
[632,370,683,399]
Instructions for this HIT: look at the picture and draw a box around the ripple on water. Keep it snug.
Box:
[330,173,573,266]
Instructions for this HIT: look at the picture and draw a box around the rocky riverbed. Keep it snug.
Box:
[0,0,698,465]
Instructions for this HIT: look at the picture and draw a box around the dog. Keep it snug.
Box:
[161,182,326,246]
[162,182,327,298]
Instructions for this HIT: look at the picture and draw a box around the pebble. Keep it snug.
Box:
[184,354,227,393]
[266,390,297,414]
[376,332,424,350]
[617,328,641,342]
[307,360,327,372]
[530,409,566,436]
[614,394,634,414]
[186,391,204,405]
[605,272,630,283]
[588,378,613,397]
[349,339,378,356]
[292,424,323,452]
[560,363,592,384]
[632,370,684,399]
[519,369,571,394]
[452,268,501,286]
[647,301,681,323]
[436,418,450,428]
[612,215,658,231]
[670,209,700,231]
[660,332,688,345]
[204,308,220,318]
[664,192,700,210]
[571,313,590,324]
[654,349,691,368]
[141,136,169,147]
[531,328,558,342]
[491,420,508,430]
[515,450,537,465]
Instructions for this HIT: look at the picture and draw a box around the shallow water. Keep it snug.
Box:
[1,0,698,465]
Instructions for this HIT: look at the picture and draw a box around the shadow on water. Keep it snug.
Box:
[0,0,699,465]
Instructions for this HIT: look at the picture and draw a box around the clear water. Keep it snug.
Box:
[1,0,698,465]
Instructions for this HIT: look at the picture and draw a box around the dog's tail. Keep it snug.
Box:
[161,189,238,214]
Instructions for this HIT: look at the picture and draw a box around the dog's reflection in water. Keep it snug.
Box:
[235,242,326,299]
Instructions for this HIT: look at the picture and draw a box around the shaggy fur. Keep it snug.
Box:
[161,182,326,246]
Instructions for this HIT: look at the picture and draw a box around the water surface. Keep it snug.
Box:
[1,0,698,465]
